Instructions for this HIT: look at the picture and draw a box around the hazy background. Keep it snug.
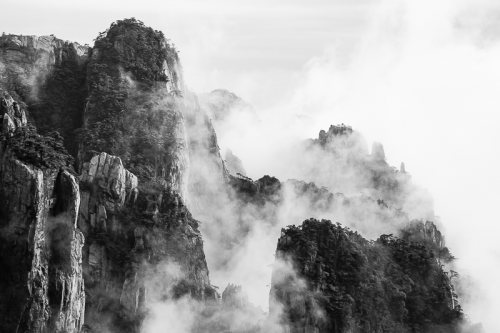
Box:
[3,0,500,330]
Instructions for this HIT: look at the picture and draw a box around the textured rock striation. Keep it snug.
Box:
[0,19,469,333]
[0,34,89,155]
[1,89,27,134]
[79,18,188,196]
[0,98,84,333]
[71,19,215,332]
[1,19,217,333]
[78,152,214,333]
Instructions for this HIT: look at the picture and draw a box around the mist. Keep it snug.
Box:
[2,0,498,331]
[195,0,500,331]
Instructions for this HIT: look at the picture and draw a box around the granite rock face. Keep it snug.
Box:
[0,119,84,333]
[78,152,214,333]
[79,19,189,196]
[0,19,470,333]
[0,34,89,155]
[0,34,88,97]
[0,89,27,134]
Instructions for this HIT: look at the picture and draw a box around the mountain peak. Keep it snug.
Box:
[318,123,353,145]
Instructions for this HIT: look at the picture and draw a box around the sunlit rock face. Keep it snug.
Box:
[0,19,217,333]
[72,20,216,332]
[1,89,27,134]
[0,96,84,333]
[270,219,462,333]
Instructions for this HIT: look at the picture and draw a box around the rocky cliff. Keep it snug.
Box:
[0,19,216,333]
[295,124,435,220]
[0,34,89,156]
[0,19,469,333]
[0,97,84,333]
[270,219,462,333]
[78,152,214,333]
[79,18,188,195]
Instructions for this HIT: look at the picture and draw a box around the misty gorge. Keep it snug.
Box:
[0,18,481,333]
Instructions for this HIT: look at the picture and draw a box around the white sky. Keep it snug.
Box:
[4,0,500,330]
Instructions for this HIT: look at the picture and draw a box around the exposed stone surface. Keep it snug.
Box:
[0,89,27,134]
[0,20,470,333]
[0,34,89,156]
[79,19,189,196]
[0,35,88,97]
[80,152,138,213]
[78,152,214,333]
[0,134,84,333]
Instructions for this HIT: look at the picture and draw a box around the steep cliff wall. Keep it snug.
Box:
[270,219,462,333]
[0,34,89,156]
[1,89,27,134]
[0,20,216,332]
[0,20,469,333]
[78,152,214,333]
[73,19,215,332]
[0,97,84,333]
[80,19,188,195]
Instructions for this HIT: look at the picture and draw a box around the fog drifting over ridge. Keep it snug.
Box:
[200,0,500,331]
[3,0,499,331]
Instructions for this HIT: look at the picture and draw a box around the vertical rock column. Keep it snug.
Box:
[0,148,85,333]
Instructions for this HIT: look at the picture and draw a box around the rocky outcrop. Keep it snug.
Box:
[0,20,469,333]
[78,152,214,333]
[0,89,27,134]
[0,34,88,97]
[0,108,84,333]
[317,124,353,145]
[0,34,89,156]
[79,18,188,196]
[299,124,435,221]
[228,174,281,205]
[79,152,138,229]
[0,69,215,332]
[270,219,462,333]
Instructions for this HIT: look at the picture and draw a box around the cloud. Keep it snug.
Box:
[195,0,500,330]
